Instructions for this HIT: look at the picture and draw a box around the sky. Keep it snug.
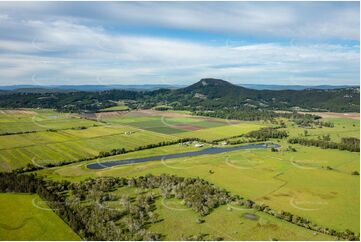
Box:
[0,1,359,86]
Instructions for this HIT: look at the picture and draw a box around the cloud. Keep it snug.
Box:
[0,2,359,85]
[0,2,358,41]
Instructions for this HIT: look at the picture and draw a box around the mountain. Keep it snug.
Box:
[184,78,235,89]
[179,78,258,99]
[163,78,360,112]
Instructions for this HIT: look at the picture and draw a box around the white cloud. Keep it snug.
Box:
[0,3,359,85]
[0,2,359,40]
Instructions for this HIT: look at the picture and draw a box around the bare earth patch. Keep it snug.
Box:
[0,109,37,115]
[96,111,129,119]
[80,111,128,120]
[300,112,360,120]
[172,124,203,131]
[134,109,194,118]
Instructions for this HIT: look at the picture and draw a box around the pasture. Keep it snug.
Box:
[0,193,80,240]
[36,117,360,234]
[281,117,359,142]
[150,198,334,240]
[1,108,359,239]
[92,185,334,240]
[100,101,129,111]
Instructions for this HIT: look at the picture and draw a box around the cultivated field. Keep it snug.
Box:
[0,109,263,171]
[0,109,95,134]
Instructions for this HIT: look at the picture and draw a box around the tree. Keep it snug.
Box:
[351,171,360,176]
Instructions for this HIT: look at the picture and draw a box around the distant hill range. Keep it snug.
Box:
[238,84,358,90]
[0,78,359,113]
[0,83,358,93]
[0,84,183,93]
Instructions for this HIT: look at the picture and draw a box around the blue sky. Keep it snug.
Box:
[0,1,359,86]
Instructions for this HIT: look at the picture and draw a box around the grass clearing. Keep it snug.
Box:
[40,140,360,233]
[150,198,333,240]
[100,101,129,111]
[0,193,80,240]
[175,123,265,141]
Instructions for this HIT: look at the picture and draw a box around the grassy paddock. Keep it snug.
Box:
[0,193,80,240]
[150,198,334,240]
[39,142,360,233]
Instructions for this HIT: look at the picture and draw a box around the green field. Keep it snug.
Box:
[86,185,334,240]
[281,118,360,142]
[0,193,80,240]
[100,101,129,111]
[150,198,333,240]
[0,109,263,171]
[0,108,359,240]
[40,140,360,233]
[0,109,96,134]
[0,124,176,171]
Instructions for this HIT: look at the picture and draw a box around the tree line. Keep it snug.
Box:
[244,127,288,140]
[288,137,360,152]
[0,125,95,137]
[212,127,288,145]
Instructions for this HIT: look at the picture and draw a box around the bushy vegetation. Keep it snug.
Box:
[194,108,280,121]
[0,172,358,241]
[244,127,288,140]
[0,79,359,113]
[213,127,288,145]
[288,137,360,152]
[0,90,141,113]
[195,109,329,129]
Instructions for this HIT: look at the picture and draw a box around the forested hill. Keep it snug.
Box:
[0,78,359,113]
[156,78,360,112]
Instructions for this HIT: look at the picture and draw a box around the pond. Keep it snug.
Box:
[87,143,280,170]
[242,213,259,221]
